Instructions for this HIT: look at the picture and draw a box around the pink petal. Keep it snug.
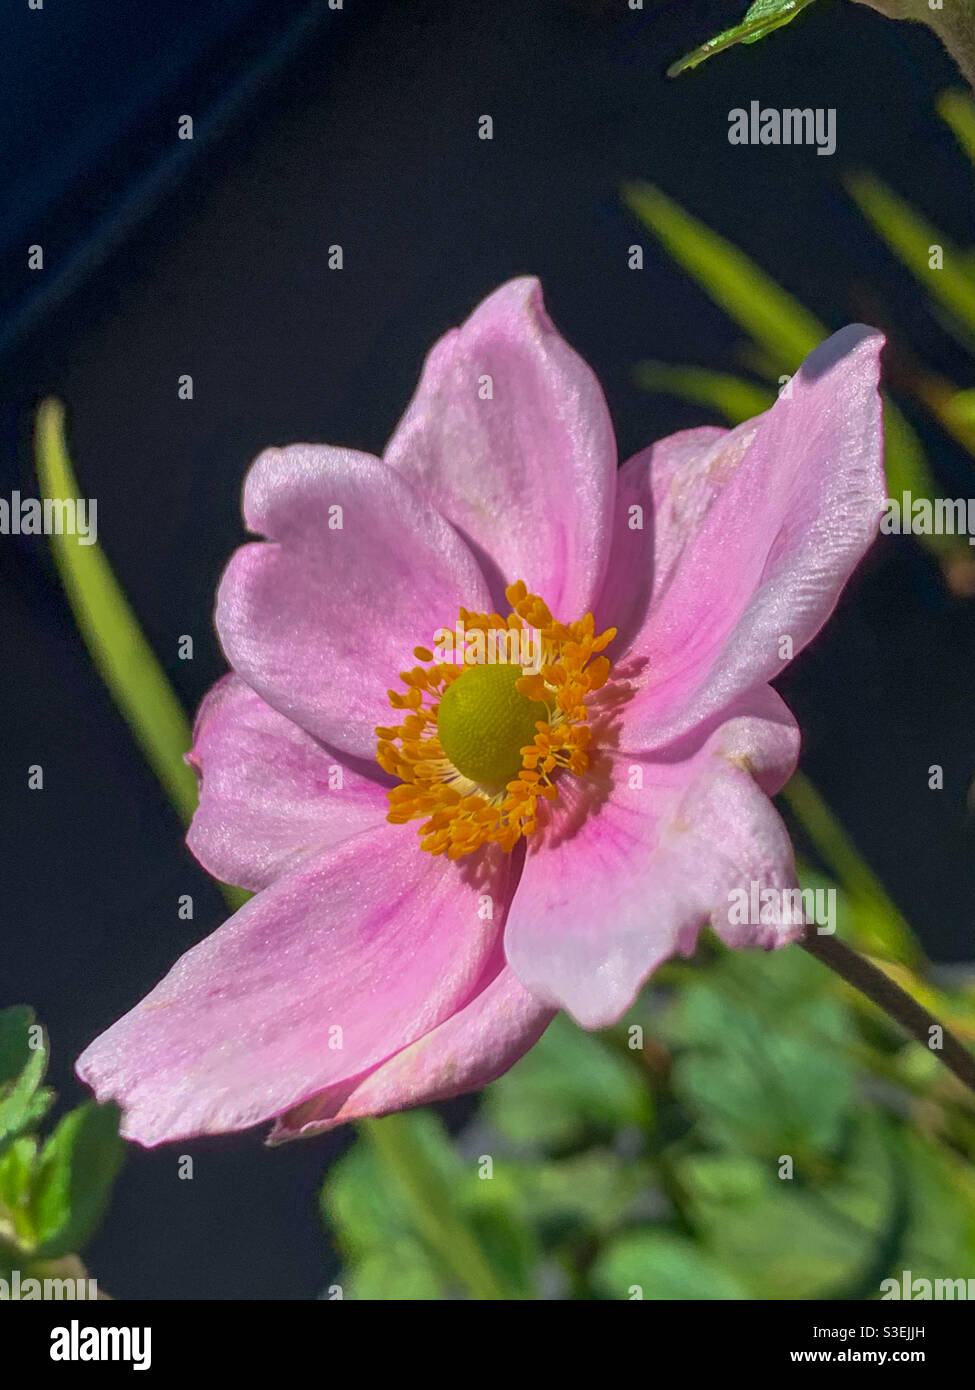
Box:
[503,686,801,1028]
[606,327,886,754]
[76,824,514,1145]
[268,956,554,1140]
[216,446,491,761]
[594,426,726,656]
[186,675,390,892]
[384,277,617,616]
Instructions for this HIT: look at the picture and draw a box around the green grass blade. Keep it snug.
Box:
[624,181,823,369]
[35,399,198,825]
[937,88,975,167]
[846,172,975,347]
[34,398,248,911]
[634,362,775,425]
[624,181,959,566]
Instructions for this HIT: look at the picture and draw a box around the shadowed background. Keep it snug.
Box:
[2,0,973,1297]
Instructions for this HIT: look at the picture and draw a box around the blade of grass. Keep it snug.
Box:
[846,172,975,348]
[624,181,959,561]
[35,399,198,827]
[938,88,975,166]
[633,362,774,424]
[624,181,821,367]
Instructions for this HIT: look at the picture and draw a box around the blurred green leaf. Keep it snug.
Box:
[342,1238,446,1300]
[483,1013,652,1151]
[938,88,975,166]
[0,1007,53,1156]
[633,362,774,424]
[34,399,247,909]
[504,1149,656,1245]
[35,399,199,826]
[659,948,856,1161]
[623,182,952,538]
[624,182,821,365]
[326,1111,531,1299]
[592,1228,751,1299]
[0,1136,40,1250]
[679,1109,975,1300]
[667,0,818,78]
[846,172,975,348]
[28,1102,125,1260]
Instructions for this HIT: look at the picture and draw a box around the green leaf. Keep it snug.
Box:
[624,182,822,367]
[678,1110,975,1301]
[938,88,975,167]
[324,1111,528,1299]
[34,399,248,912]
[624,182,958,568]
[28,1102,125,1259]
[0,1136,40,1249]
[482,1013,652,1150]
[846,172,975,348]
[668,1,819,78]
[342,1237,447,1300]
[0,1007,53,1155]
[504,1149,655,1246]
[633,362,775,425]
[659,947,856,1161]
[591,1229,751,1299]
[34,400,198,826]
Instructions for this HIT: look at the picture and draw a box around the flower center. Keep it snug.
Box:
[376,581,617,859]
[436,662,547,788]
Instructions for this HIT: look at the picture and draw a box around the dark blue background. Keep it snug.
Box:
[2,0,973,1297]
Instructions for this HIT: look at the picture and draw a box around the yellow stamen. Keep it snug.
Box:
[375,582,618,859]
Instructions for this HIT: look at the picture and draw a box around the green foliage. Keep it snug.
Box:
[846,171,975,348]
[0,1007,54,1157]
[0,1007,124,1279]
[482,1012,652,1149]
[592,1229,750,1300]
[625,176,970,566]
[667,1,819,78]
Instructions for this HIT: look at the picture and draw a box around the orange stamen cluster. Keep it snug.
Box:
[375,581,616,859]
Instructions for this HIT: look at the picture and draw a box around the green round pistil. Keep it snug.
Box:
[437,663,547,789]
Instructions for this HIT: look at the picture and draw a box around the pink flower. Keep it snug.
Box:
[76,278,886,1145]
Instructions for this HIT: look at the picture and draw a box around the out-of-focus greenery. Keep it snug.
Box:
[624,88,975,588]
[0,1006,124,1290]
[33,109,975,1293]
[324,938,975,1299]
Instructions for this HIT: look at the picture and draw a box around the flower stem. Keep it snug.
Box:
[799,926,975,1097]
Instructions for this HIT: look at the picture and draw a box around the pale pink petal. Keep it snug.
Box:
[76,824,515,1145]
[503,687,801,1028]
[268,956,554,1140]
[594,426,726,656]
[605,327,886,754]
[216,446,491,761]
[384,277,617,616]
[186,675,390,892]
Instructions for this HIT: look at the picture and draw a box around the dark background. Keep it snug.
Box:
[2,0,973,1298]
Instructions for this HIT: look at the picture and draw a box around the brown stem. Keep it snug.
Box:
[799,926,975,1097]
